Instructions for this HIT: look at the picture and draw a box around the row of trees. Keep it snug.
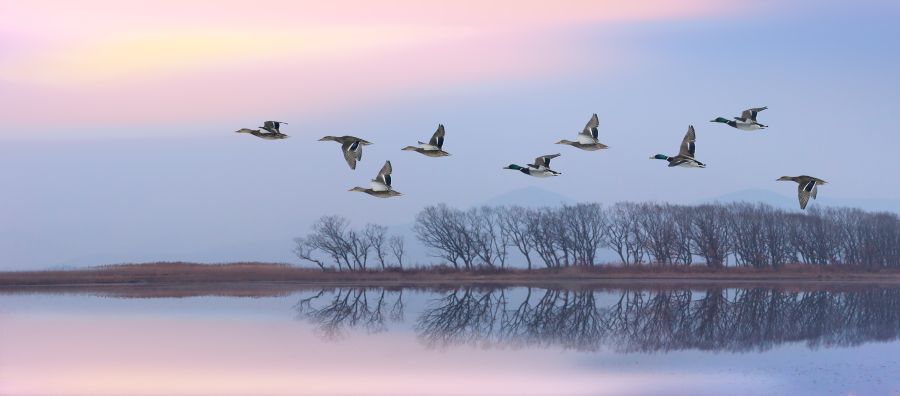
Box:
[293,216,405,271]
[414,202,900,269]
[295,287,900,352]
[293,202,900,270]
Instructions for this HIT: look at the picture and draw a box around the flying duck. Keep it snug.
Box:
[350,160,402,198]
[555,113,609,151]
[777,175,827,209]
[504,154,562,177]
[711,107,768,131]
[650,125,706,168]
[402,124,450,157]
[318,135,372,170]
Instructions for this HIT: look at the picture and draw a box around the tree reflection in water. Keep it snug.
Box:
[294,288,404,338]
[295,287,900,352]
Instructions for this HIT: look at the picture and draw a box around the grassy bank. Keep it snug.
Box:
[2,262,899,288]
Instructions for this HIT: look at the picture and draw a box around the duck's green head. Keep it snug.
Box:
[710,117,730,123]
[503,164,523,170]
[650,154,669,160]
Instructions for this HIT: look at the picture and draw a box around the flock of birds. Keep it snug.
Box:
[235,107,827,209]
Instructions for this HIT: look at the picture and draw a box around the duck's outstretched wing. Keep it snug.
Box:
[428,124,445,149]
[738,107,767,122]
[531,153,561,169]
[580,113,599,139]
[678,125,696,158]
[798,179,817,209]
[263,121,286,132]
[341,140,362,169]
[353,136,373,145]
[375,160,393,188]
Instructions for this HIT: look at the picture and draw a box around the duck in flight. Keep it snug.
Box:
[350,161,402,198]
[555,113,609,151]
[650,125,706,168]
[504,154,562,177]
[402,124,450,157]
[235,120,289,140]
[318,135,372,170]
[777,175,827,209]
[711,107,768,131]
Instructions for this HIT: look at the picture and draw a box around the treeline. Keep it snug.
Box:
[293,202,900,270]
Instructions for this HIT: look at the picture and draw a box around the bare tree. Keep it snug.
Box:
[293,236,328,270]
[365,224,389,270]
[561,203,607,266]
[498,206,536,270]
[415,204,476,269]
[389,235,405,269]
[635,203,677,265]
[309,216,355,271]
[689,204,731,268]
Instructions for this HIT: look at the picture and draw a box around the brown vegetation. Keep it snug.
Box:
[2,262,899,296]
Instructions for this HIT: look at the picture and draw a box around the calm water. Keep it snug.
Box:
[1,286,899,395]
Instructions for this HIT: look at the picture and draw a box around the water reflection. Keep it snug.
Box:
[294,288,405,338]
[295,287,900,352]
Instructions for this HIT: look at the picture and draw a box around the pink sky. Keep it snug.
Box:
[0,314,764,395]
[0,0,744,135]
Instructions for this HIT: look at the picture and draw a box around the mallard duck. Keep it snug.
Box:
[402,124,450,157]
[235,126,289,140]
[650,125,706,168]
[711,107,768,131]
[777,175,827,209]
[555,113,609,151]
[504,154,562,177]
[350,160,402,198]
[318,135,372,170]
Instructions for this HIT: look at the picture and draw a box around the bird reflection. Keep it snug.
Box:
[295,287,900,352]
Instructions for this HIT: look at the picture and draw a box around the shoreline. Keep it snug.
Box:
[1,262,899,297]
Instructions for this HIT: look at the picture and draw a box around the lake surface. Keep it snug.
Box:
[1,286,898,395]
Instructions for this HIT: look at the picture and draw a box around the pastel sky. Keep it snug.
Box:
[1,0,899,269]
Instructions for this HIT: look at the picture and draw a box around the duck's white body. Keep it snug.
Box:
[734,122,764,131]
[576,134,598,145]
[530,170,559,177]
[416,142,441,151]
[370,180,390,191]
[673,158,705,168]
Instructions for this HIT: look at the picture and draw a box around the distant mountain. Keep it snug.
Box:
[481,186,576,208]
[705,189,900,213]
